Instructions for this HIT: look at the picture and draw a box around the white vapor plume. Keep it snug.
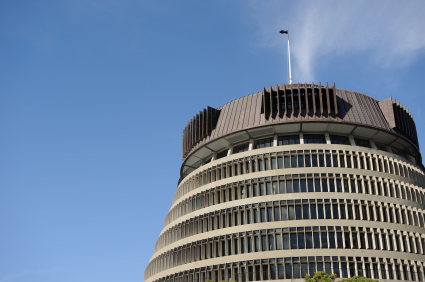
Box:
[248,0,425,81]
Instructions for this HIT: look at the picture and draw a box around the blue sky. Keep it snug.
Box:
[1,1,424,282]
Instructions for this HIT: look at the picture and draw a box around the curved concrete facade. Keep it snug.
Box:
[145,84,425,282]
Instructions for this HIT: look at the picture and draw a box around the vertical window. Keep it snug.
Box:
[319,154,325,167]
[279,180,285,193]
[313,232,320,248]
[291,154,297,168]
[288,205,295,220]
[329,232,336,248]
[273,181,278,194]
[271,157,276,169]
[305,154,311,167]
[283,233,290,249]
[260,183,265,196]
[278,156,283,169]
[306,232,313,249]
[310,204,317,219]
[291,233,297,249]
[312,154,318,167]
[274,206,280,221]
[303,205,309,219]
[284,155,290,168]
[300,179,307,192]
[298,233,305,249]
[298,155,304,167]
[276,234,282,250]
[266,182,272,195]
[260,208,266,222]
[267,207,273,222]
[322,179,328,192]
[253,184,258,197]
[294,179,300,193]
[269,234,275,250]
[265,158,270,170]
[281,206,288,221]
[296,205,302,219]
[318,204,324,219]
[286,180,293,193]
[261,235,267,251]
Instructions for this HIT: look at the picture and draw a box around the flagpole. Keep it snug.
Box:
[287,32,292,84]
[280,29,292,84]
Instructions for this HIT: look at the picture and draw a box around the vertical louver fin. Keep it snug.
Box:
[182,106,220,158]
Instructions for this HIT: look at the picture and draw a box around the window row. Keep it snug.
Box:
[156,197,425,253]
[181,131,420,187]
[146,256,425,282]
[175,147,423,208]
[167,172,425,231]
[148,225,425,279]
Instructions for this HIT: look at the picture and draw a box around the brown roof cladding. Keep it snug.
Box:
[182,83,419,159]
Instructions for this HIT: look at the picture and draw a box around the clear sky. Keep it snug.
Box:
[1,1,425,282]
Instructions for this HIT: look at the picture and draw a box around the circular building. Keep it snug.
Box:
[144,83,425,282]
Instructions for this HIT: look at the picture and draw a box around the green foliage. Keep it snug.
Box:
[304,271,336,282]
[304,272,378,282]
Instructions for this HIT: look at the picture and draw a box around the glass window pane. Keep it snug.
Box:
[260,208,266,222]
[276,234,282,250]
[313,232,320,248]
[286,180,293,193]
[283,233,290,249]
[281,206,288,221]
[303,205,309,219]
[298,233,305,249]
[307,179,314,192]
[279,181,285,194]
[288,206,295,220]
[278,157,283,169]
[266,182,272,195]
[269,234,275,250]
[300,179,307,192]
[306,232,313,249]
[274,206,280,221]
[293,180,299,193]
[296,205,302,220]
[291,233,297,249]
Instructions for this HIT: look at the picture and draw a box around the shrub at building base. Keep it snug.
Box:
[304,271,378,282]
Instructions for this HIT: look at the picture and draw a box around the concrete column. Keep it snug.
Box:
[227,145,233,156]
[248,139,254,151]
[300,132,304,144]
[349,134,356,146]
[211,152,217,162]
[325,132,331,144]
[273,134,278,146]
[370,140,378,150]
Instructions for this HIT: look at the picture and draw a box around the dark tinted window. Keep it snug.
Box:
[255,138,273,149]
[216,149,228,160]
[233,142,249,153]
[330,135,350,145]
[304,134,326,144]
[278,135,300,146]
[354,138,371,148]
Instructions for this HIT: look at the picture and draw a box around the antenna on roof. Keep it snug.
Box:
[279,30,292,84]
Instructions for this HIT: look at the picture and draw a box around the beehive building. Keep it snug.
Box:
[144,83,425,281]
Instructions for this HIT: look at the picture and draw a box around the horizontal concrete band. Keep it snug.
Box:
[150,219,425,263]
[145,249,425,282]
[176,144,423,206]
